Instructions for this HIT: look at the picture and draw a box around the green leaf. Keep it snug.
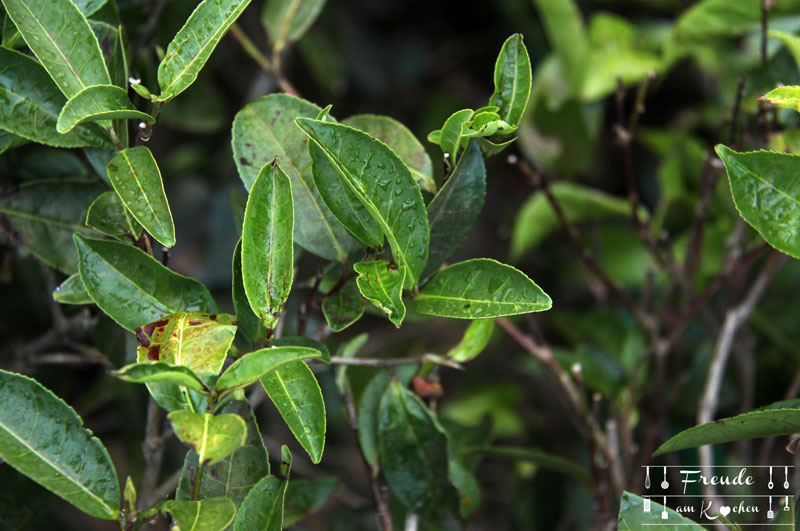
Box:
[232,94,353,262]
[216,346,324,395]
[242,161,294,332]
[1,179,102,274]
[674,0,768,41]
[85,191,143,241]
[464,445,590,485]
[489,33,532,127]
[0,49,112,148]
[378,380,455,515]
[90,22,128,89]
[74,235,217,331]
[447,319,493,363]
[437,108,473,163]
[654,409,800,456]
[357,370,391,475]
[53,273,92,305]
[271,336,331,364]
[618,491,706,530]
[57,84,152,134]
[176,401,269,506]
[233,239,268,344]
[262,360,325,464]
[353,259,407,327]
[1,0,110,98]
[155,0,253,102]
[415,259,552,319]
[168,411,247,466]
[297,118,430,286]
[716,145,800,259]
[2,12,23,48]
[233,468,290,531]
[114,362,210,394]
[531,0,588,97]
[423,139,486,279]
[0,370,120,520]
[0,130,27,154]
[321,280,365,332]
[476,135,516,157]
[106,146,176,248]
[448,459,481,519]
[343,114,436,194]
[283,477,337,527]
[262,0,325,53]
[460,112,513,139]
[510,182,636,261]
[761,86,800,113]
[770,30,800,73]
[123,476,136,514]
[162,497,237,531]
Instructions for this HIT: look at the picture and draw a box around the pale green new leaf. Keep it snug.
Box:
[262,360,326,463]
[156,0,253,102]
[415,259,552,319]
[354,260,407,327]
[57,84,152,134]
[488,33,532,127]
[242,162,294,332]
[162,497,237,531]
[262,0,325,53]
[0,49,112,149]
[716,145,800,259]
[447,319,494,363]
[232,94,353,262]
[1,0,110,98]
[438,108,472,162]
[216,346,324,395]
[169,411,247,466]
[53,273,92,305]
[618,491,706,530]
[297,118,430,286]
[761,86,800,113]
[106,146,175,248]
[74,235,217,331]
[0,370,120,520]
[85,191,143,241]
[114,362,209,394]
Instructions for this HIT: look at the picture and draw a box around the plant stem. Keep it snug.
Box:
[192,462,205,500]
[230,23,271,71]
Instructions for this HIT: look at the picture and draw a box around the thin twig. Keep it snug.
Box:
[327,355,462,370]
[230,24,272,71]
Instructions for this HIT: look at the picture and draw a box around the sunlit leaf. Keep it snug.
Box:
[489,33,532,127]
[162,497,237,531]
[57,84,152,134]
[216,346,324,395]
[169,410,247,466]
[114,362,209,394]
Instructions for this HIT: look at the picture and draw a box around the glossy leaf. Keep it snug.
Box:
[618,491,706,530]
[233,467,290,531]
[1,179,102,274]
[283,478,337,527]
[1,0,110,98]
[437,108,472,162]
[321,280,365,332]
[716,145,800,259]
[415,259,552,319]
[297,118,430,286]
[176,401,269,506]
[357,370,391,475]
[447,319,493,362]
[106,146,175,248]
[489,33,532,127]
[169,410,247,466]
[423,139,486,279]
[761,86,800,113]
[232,94,353,261]
[85,191,143,241]
[57,84,152,134]
[74,235,217,331]
[52,273,92,305]
[343,114,436,194]
[0,49,112,148]
[0,370,120,520]
[378,380,454,515]
[353,260,407,327]
[532,0,587,97]
[242,162,294,332]
[155,0,252,102]
[262,0,325,53]
[114,362,209,395]
[271,336,331,363]
[653,409,800,456]
[162,497,237,531]
[233,239,268,344]
[216,346,324,395]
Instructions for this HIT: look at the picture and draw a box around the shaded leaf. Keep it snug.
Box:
[1,179,102,274]
[106,146,175,248]
[415,259,552,319]
[283,477,337,527]
[464,445,590,485]
[85,191,143,241]
[242,162,294,332]
[90,21,128,88]
[169,411,247,466]
[216,346,324,395]
[232,94,353,261]
[770,29,800,73]
[114,362,209,395]
[1,0,110,98]
[0,370,120,520]
[321,280,365,332]
[618,491,706,530]
[52,273,92,305]
[155,0,253,102]
[357,370,391,475]
[489,33,532,127]
[0,130,27,154]
[262,360,326,464]
[74,235,217,331]
[57,84,152,134]
[162,497,237,531]
[448,459,481,519]
[423,139,486,279]
[353,259,406,327]
[343,113,435,194]
[297,118,430,286]
[0,49,112,148]
[262,0,325,53]
[447,319,493,363]
[233,239,268,344]
[233,466,290,531]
